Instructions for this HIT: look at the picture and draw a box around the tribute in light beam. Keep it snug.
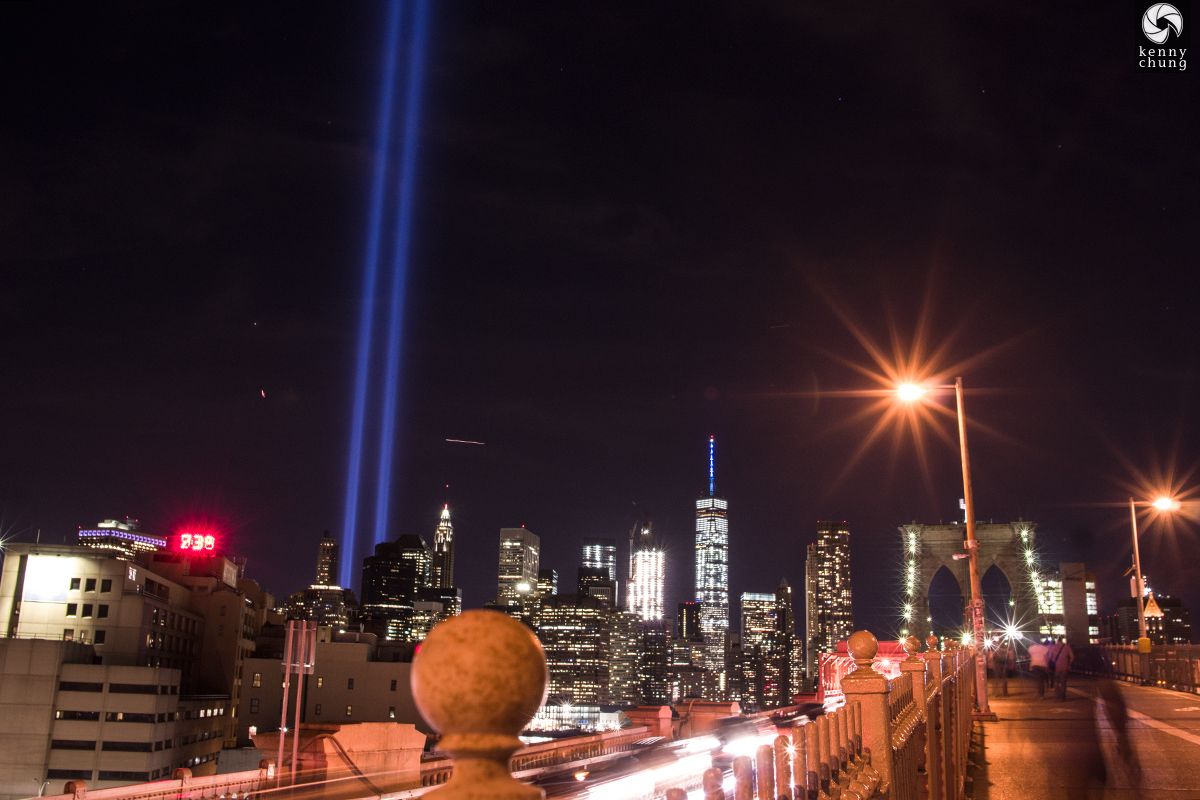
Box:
[339,0,405,589]
[373,0,432,546]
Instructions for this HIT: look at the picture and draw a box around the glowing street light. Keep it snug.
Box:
[897,383,927,402]
[1130,494,1182,654]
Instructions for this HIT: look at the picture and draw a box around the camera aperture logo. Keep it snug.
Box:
[1139,2,1188,70]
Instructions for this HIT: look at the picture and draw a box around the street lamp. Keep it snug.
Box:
[898,376,991,715]
[1129,495,1181,653]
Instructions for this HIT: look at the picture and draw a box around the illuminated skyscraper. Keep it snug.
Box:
[741,593,776,652]
[695,436,729,677]
[431,504,455,589]
[628,522,664,620]
[316,530,339,586]
[497,527,540,604]
[805,521,854,677]
[537,568,559,599]
[582,537,618,604]
[677,601,703,640]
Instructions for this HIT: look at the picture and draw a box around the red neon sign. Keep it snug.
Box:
[178,533,216,552]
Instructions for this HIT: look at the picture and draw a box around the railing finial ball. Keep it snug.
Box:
[926,634,939,651]
[847,630,878,668]
[412,610,548,800]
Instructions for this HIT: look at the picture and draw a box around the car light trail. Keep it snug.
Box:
[373,0,432,546]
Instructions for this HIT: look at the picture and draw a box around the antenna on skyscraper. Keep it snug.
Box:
[709,435,715,496]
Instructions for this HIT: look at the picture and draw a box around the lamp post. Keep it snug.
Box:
[1130,497,1148,646]
[898,377,990,715]
[1130,495,1181,679]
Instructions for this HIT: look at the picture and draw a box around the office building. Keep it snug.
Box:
[537,594,610,705]
[0,638,226,799]
[431,505,455,590]
[536,569,558,599]
[315,531,339,587]
[284,533,358,630]
[238,629,431,749]
[1102,591,1192,645]
[360,535,433,639]
[283,586,358,630]
[77,519,166,560]
[639,619,671,704]
[0,531,275,790]
[578,567,615,607]
[741,593,776,652]
[582,537,618,604]
[738,593,777,710]
[609,610,643,705]
[695,437,729,678]
[677,601,703,640]
[497,528,540,604]
[628,522,664,621]
[774,578,802,703]
[805,521,854,677]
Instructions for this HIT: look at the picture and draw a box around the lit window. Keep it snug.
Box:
[389,707,395,719]
[345,705,352,717]
[317,677,323,688]
[252,673,261,688]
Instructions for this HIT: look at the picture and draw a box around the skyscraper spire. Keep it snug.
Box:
[709,435,715,496]
[431,500,455,589]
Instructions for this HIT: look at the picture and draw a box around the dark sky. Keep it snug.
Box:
[1,2,1197,640]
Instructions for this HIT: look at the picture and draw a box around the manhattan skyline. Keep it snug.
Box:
[0,3,1196,639]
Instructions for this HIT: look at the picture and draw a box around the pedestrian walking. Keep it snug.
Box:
[994,639,1016,696]
[1052,635,1074,700]
[1028,637,1051,699]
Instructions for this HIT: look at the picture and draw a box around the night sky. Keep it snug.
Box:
[2,2,1197,640]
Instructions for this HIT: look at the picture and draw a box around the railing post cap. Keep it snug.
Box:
[848,630,878,666]
[925,634,939,651]
[901,636,923,662]
[412,609,548,742]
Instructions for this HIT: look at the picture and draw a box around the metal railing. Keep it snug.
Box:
[1092,643,1200,694]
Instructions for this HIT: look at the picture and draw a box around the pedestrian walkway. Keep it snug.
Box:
[972,675,1200,800]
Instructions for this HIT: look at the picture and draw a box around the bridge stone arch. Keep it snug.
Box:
[899,520,1039,640]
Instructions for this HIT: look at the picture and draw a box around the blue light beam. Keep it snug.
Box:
[339,0,405,588]
[373,0,431,545]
